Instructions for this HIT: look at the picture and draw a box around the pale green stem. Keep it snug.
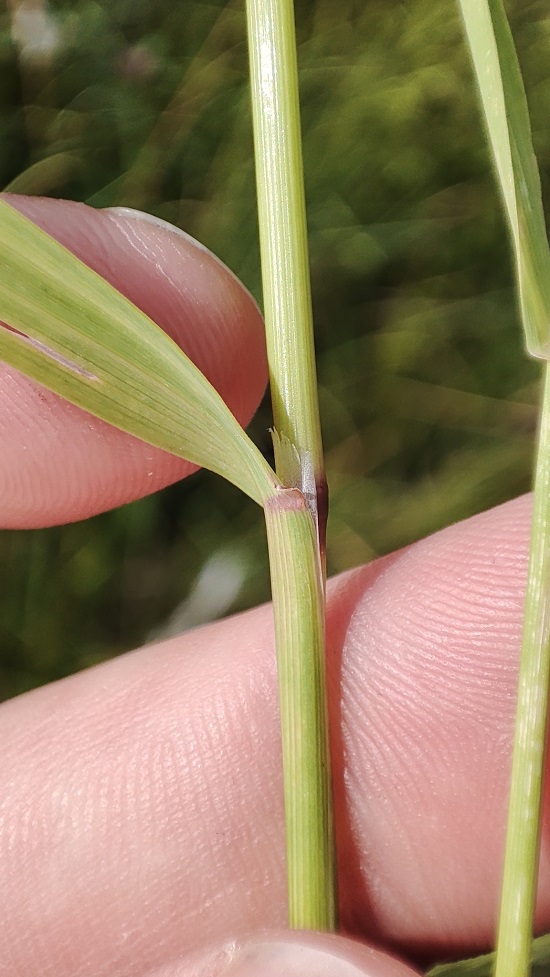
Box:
[245,0,337,931]
[245,0,326,530]
[264,488,336,930]
[494,361,550,977]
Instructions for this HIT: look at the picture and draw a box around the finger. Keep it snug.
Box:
[0,195,267,528]
[330,491,535,961]
[156,933,420,977]
[0,495,539,977]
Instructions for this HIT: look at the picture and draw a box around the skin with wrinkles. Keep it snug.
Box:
[1,197,549,977]
[0,495,540,977]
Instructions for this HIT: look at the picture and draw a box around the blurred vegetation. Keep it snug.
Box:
[0,0,548,699]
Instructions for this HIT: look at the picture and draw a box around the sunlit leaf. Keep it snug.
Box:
[458,0,550,358]
[0,199,277,506]
[458,4,550,975]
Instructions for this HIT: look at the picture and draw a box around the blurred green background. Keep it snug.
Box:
[0,0,547,699]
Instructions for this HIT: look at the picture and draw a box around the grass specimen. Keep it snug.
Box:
[3,0,550,972]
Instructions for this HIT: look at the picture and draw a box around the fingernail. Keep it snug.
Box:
[103,207,255,300]
[222,941,372,977]
[105,206,218,259]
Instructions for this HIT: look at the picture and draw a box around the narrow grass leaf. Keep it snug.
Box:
[458,0,550,358]
[458,4,550,975]
[0,199,277,506]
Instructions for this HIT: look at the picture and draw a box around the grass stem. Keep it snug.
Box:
[264,489,336,930]
[245,0,337,929]
[494,362,550,977]
[245,0,326,534]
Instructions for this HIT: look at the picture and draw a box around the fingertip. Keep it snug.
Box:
[157,935,420,977]
[333,494,533,956]
[0,195,267,527]
[219,937,419,977]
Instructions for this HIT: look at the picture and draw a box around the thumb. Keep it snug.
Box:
[193,935,420,977]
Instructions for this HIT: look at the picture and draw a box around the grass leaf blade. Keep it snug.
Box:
[457,4,550,975]
[458,0,550,358]
[0,199,277,506]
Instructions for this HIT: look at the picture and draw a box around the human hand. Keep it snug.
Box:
[1,197,547,977]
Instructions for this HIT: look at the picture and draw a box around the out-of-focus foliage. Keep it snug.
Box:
[0,0,548,698]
